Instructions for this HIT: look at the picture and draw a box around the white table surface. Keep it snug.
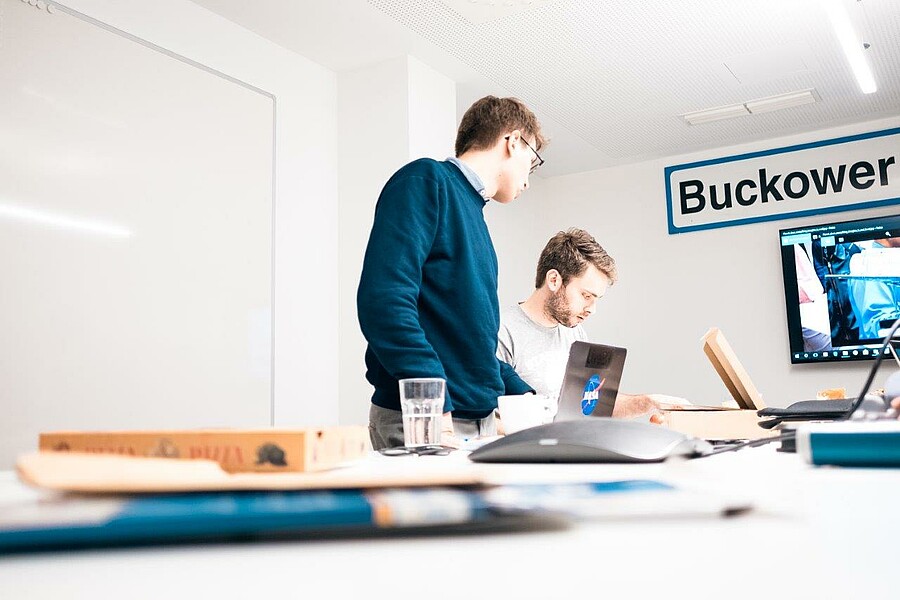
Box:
[1,446,898,600]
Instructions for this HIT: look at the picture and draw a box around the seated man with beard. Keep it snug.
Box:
[497,228,675,424]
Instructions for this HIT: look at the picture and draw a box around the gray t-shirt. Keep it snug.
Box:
[496,304,587,400]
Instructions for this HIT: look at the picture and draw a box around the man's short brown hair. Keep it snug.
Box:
[455,96,545,157]
[534,228,617,289]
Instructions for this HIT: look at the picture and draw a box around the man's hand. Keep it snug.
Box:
[612,393,659,417]
[440,411,461,448]
[612,393,666,425]
[646,393,690,409]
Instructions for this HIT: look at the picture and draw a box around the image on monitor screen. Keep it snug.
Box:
[779,213,900,364]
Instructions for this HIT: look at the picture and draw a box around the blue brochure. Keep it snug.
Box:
[0,479,748,553]
[0,487,500,553]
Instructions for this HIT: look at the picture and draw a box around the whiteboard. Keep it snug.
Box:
[0,0,274,467]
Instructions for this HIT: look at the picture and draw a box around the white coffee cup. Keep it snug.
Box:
[498,394,549,434]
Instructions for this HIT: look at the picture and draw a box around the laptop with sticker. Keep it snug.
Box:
[555,341,627,421]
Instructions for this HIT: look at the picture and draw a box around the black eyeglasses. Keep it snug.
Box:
[505,134,544,174]
[378,444,454,457]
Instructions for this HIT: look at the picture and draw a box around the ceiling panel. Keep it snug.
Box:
[193,0,900,176]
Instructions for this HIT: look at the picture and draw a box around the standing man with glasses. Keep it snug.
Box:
[358,95,545,450]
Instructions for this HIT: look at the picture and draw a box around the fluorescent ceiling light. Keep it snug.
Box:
[823,0,877,94]
[681,103,749,126]
[745,89,819,114]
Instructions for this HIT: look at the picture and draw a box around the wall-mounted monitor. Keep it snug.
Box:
[779,213,900,364]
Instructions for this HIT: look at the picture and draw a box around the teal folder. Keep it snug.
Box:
[797,421,900,467]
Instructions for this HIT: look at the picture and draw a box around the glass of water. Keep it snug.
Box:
[399,378,445,447]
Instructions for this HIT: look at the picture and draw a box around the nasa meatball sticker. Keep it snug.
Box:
[665,127,900,234]
[581,374,605,416]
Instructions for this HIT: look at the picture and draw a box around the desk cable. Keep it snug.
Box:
[704,430,796,456]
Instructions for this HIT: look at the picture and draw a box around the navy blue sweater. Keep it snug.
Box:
[357,158,532,419]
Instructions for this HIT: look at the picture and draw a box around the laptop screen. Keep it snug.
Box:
[556,341,627,421]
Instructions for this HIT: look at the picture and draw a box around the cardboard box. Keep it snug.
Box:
[39,426,371,473]
[662,407,775,441]
[661,328,774,441]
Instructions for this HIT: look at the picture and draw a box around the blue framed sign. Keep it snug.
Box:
[665,127,900,234]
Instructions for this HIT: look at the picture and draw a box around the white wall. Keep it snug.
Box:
[338,56,457,427]
[57,0,340,427]
[489,115,900,407]
[407,57,458,160]
[338,57,411,428]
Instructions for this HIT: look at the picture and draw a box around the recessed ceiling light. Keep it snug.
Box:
[681,103,749,126]
[682,88,820,125]
[745,89,820,114]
